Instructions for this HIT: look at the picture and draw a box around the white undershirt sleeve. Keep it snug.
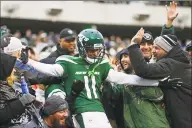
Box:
[106,69,159,86]
[26,59,64,77]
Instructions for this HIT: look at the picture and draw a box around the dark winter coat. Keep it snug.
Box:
[0,53,16,81]
[0,81,26,125]
[0,53,33,127]
[0,80,43,128]
[40,43,69,64]
[128,43,191,128]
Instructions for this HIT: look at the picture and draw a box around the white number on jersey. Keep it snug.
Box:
[84,75,98,99]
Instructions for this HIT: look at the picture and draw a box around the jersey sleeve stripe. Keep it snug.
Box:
[56,56,77,64]
[99,59,109,64]
[48,89,66,99]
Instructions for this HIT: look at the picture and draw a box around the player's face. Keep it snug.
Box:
[121,54,131,70]
[86,48,101,59]
[50,109,69,128]
[59,38,76,53]
[152,44,167,61]
[140,42,153,60]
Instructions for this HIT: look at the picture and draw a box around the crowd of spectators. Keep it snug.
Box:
[11,29,190,61]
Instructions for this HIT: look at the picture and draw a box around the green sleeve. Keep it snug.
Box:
[56,60,68,76]
[135,87,164,102]
[102,61,112,81]
[45,84,65,99]
[161,24,175,35]
[55,55,73,77]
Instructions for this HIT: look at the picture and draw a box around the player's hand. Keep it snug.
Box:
[19,48,29,64]
[158,76,182,89]
[71,80,85,96]
[131,28,145,44]
[165,1,178,27]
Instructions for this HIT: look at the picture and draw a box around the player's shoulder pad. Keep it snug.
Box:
[56,55,78,64]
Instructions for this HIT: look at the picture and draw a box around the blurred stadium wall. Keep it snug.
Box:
[1,1,191,39]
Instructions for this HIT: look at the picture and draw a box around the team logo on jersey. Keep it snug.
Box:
[75,71,87,75]
[75,71,100,75]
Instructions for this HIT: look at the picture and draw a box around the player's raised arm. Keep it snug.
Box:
[19,49,64,77]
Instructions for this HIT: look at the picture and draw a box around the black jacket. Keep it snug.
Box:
[128,44,191,128]
[0,53,16,81]
[0,53,31,126]
[48,43,70,58]
[0,80,44,128]
[40,43,69,64]
[0,81,26,125]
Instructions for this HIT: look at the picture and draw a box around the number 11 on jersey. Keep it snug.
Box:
[84,75,98,99]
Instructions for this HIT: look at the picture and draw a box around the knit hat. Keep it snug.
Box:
[42,95,68,116]
[141,31,153,44]
[154,34,178,52]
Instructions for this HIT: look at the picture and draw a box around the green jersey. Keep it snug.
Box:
[56,55,112,114]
